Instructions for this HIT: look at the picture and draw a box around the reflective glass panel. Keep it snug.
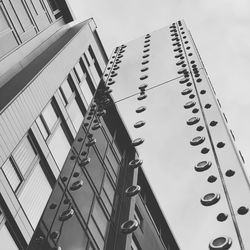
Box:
[36,116,49,139]
[48,125,70,169]
[0,224,19,250]
[2,159,21,191]
[92,200,108,237]
[61,79,73,102]
[80,79,93,105]
[88,217,104,250]
[12,137,36,176]
[67,99,84,132]
[19,162,52,228]
[75,62,84,81]
[42,103,58,132]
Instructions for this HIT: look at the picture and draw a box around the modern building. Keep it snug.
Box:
[0,0,110,249]
[1,2,249,249]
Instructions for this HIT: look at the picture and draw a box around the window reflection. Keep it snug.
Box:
[48,125,70,169]
[0,224,19,250]
[80,79,93,105]
[19,162,52,228]
[2,159,21,191]
[41,102,58,132]
[67,99,83,131]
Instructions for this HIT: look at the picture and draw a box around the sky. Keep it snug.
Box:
[69,0,250,172]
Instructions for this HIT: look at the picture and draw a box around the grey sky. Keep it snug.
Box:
[69,0,250,172]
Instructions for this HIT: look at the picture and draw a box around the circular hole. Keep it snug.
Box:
[217,213,228,222]
[187,117,200,125]
[209,236,232,250]
[181,31,185,34]
[182,64,187,68]
[210,121,218,127]
[186,82,192,87]
[185,41,188,44]
[104,74,108,77]
[186,46,191,50]
[197,78,202,82]
[143,48,150,53]
[207,175,217,183]
[184,101,196,109]
[176,60,184,66]
[125,185,141,197]
[120,220,139,234]
[141,60,149,65]
[140,75,148,80]
[205,104,211,109]
[190,60,195,64]
[201,148,210,154]
[192,108,199,113]
[142,54,150,58]
[183,36,187,39]
[195,161,212,172]
[225,169,235,177]
[70,155,76,160]
[61,176,68,182]
[181,88,192,95]
[129,159,143,168]
[144,39,150,43]
[190,136,205,146]
[137,93,147,100]
[188,53,193,56]
[189,94,195,99]
[141,67,149,72]
[134,120,146,128]
[179,77,189,84]
[63,198,70,204]
[49,203,57,209]
[175,53,183,58]
[180,56,185,60]
[195,74,200,78]
[238,206,249,215]
[196,126,204,131]
[144,44,150,48]
[132,138,144,147]
[200,90,206,94]
[136,106,147,113]
[201,193,220,206]
[73,172,80,178]
[217,142,225,148]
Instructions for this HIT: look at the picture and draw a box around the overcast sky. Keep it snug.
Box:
[69,0,250,172]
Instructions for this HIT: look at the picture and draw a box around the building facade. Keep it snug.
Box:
[0,1,109,248]
[1,3,249,249]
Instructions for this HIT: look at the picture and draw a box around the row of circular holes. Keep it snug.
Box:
[120,34,152,235]
[171,22,243,250]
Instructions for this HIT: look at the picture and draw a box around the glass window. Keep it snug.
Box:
[12,137,37,176]
[42,103,58,132]
[19,162,52,228]
[75,62,85,81]
[61,79,73,103]
[104,157,117,184]
[103,175,115,204]
[0,224,19,250]
[92,200,108,237]
[131,235,141,250]
[88,218,104,250]
[48,125,70,169]
[36,116,49,139]
[80,79,93,105]
[90,64,100,84]
[67,99,84,131]
[2,159,21,191]
[134,206,143,229]
[106,148,120,176]
[0,7,9,32]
